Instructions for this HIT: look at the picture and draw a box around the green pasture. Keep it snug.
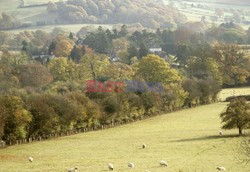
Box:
[0,88,249,171]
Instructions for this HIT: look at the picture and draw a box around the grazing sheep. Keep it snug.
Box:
[0,140,5,147]
[219,131,223,136]
[142,143,146,149]
[159,160,168,167]
[128,162,135,168]
[108,163,114,171]
[68,167,78,172]
[217,167,226,171]
[28,157,33,163]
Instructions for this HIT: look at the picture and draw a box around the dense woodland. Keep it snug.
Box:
[46,0,186,29]
[0,23,250,144]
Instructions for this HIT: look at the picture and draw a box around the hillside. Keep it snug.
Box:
[0,88,250,171]
[0,0,187,30]
[183,0,250,5]
[216,0,250,5]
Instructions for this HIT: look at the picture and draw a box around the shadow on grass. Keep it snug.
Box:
[172,134,247,143]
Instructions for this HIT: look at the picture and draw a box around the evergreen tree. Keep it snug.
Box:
[48,41,56,55]
[128,45,138,63]
[138,43,149,59]
[70,45,86,63]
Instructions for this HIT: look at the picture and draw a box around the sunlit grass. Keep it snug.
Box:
[218,87,250,101]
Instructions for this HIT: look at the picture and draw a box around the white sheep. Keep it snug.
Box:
[28,157,33,163]
[142,143,147,149]
[159,160,168,167]
[217,167,226,171]
[219,131,223,136]
[0,140,5,147]
[108,163,114,171]
[128,162,135,168]
[68,167,78,172]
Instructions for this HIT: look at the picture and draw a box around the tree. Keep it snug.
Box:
[48,41,57,55]
[18,64,53,88]
[0,101,6,139]
[201,16,206,22]
[79,54,110,80]
[173,27,192,44]
[69,32,74,40]
[213,44,250,86]
[175,44,191,67]
[0,31,10,47]
[32,30,50,47]
[103,62,133,81]
[84,29,111,54]
[138,43,149,59]
[0,51,29,93]
[54,39,73,57]
[27,94,62,136]
[182,78,202,107]
[21,40,28,54]
[128,45,138,63]
[0,12,20,29]
[136,54,181,84]
[232,13,241,23]
[187,57,223,85]
[215,9,224,18]
[70,45,86,63]
[0,96,32,143]
[47,1,57,13]
[119,25,128,37]
[48,57,76,81]
[112,38,128,53]
[220,98,250,136]
[247,27,250,44]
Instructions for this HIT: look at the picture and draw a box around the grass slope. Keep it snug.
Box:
[0,101,249,171]
[0,0,20,13]
[4,24,113,34]
[23,0,58,6]
[218,87,250,101]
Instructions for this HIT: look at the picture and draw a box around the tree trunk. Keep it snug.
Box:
[239,128,243,136]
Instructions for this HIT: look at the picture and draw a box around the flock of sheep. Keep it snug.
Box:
[106,159,168,171]
[28,144,170,172]
[27,133,227,172]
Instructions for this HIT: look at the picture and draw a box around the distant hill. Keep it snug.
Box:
[45,0,187,29]
[215,0,250,5]
[0,0,187,30]
[185,0,250,5]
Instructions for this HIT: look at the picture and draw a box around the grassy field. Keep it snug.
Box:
[4,24,114,34]
[0,88,250,172]
[167,0,250,30]
[24,0,58,6]
[0,0,20,13]
[218,87,250,101]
